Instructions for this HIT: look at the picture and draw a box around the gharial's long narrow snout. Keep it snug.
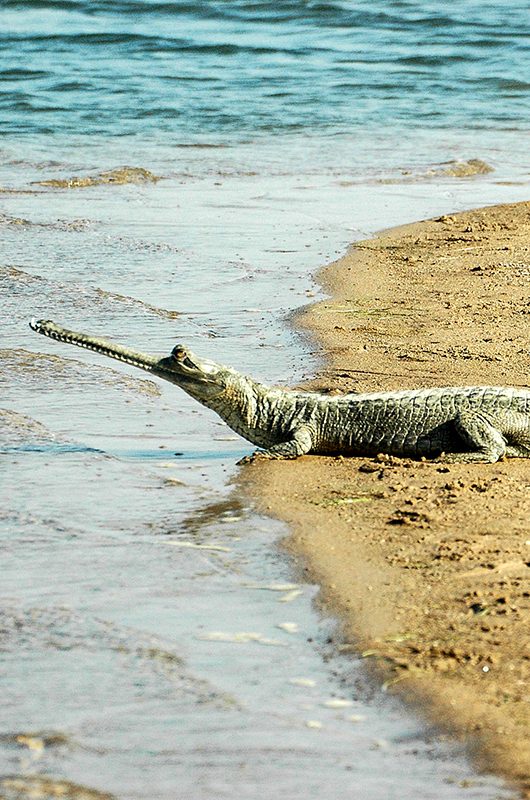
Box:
[29,319,223,387]
[29,318,164,372]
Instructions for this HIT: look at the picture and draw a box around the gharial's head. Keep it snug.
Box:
[156,343,239,400]
[29,319,241,402]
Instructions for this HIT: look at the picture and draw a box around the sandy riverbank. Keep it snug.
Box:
[241,200,530,797]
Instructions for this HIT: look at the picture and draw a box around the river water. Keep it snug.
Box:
[2,2,530,798]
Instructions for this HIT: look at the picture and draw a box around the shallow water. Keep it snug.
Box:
[2,159,525,800]
[2,1,530,797]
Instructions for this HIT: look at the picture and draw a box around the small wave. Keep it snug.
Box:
[0,68,49,80]
[0,731,70,751]
[35,166,161,188]
[1,443,104,455]
[50,80,93,92]
[2,30,307,57]
[396,54,470,67]
[0,0,382,27]
[378,158,494,184]
[0,408,104,454]
[0,776,114,800]
[1,348,161,397]
[94,288,180,320]
[0,603,238,708]
[0,407,58,447]
[0,214,91,230]
[2,266,181,330]
[173,142,227,148]
[0,212,32,226]
[6,100,70,114]
[1,0,81,7]
[433,158,494,177]
[493,77,530,92]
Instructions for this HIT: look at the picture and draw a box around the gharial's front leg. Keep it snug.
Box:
[437,410,507,463]
[237,425,314,465]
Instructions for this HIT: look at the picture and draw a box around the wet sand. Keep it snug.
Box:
[243,200,530,797]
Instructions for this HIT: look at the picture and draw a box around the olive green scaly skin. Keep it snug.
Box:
[29,319,530,463]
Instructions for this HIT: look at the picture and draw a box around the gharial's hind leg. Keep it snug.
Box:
[438,411,506,463]
[505,443,530,458]
[503,412,530,458]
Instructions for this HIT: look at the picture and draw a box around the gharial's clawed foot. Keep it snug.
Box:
[434,451,503,464]
[237,451,274,466]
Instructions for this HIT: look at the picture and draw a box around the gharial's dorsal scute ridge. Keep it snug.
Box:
[29,319,530,464]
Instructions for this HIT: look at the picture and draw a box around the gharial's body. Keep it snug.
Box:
[30,319,530,464]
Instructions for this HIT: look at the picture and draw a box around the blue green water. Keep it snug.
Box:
[1,0,529,141]
[2,3,529,799]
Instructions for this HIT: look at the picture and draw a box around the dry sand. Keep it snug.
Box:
[242,200,530,797]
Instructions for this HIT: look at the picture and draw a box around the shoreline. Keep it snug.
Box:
[242,199,530,797]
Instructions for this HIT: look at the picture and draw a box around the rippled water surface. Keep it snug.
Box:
[2,1,530,798]
[1,0,529,138]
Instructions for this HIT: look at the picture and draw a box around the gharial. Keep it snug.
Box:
[29,319,530,464]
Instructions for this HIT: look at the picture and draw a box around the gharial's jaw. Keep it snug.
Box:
[28,319,225,393]
[30,318,165,373]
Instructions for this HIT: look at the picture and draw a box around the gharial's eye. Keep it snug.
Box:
[171,346,187,361]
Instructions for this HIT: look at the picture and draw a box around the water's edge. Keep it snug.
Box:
[241,201,530,797]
